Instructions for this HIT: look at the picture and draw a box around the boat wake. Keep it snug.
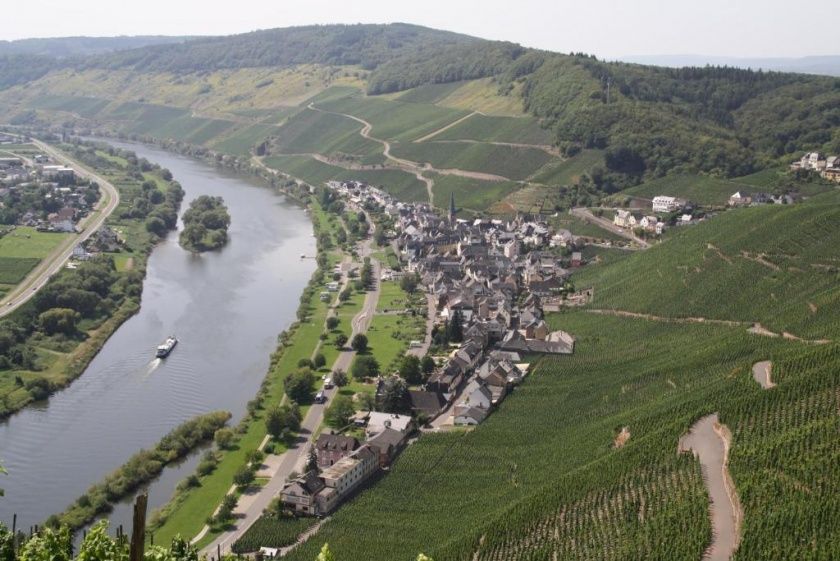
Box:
[144,358,162,378]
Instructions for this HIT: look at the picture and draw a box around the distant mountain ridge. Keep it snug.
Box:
[0,35,192,58]
[618,54,840,77]
[1,23,839,187]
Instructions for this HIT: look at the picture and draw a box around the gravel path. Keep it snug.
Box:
[679,414,742,561]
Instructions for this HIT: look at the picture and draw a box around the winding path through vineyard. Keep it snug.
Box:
[679,414,742,561]
[589,310,835,344]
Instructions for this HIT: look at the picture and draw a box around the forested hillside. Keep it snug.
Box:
[0,36,190,58]
[1,23,838,199]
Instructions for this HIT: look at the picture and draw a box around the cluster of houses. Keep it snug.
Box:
[0,153,90,233]
[727,190,800,207]
[611,194,695,235]
[280,412,413,517]
[790,152,840,182]
[388,191,577,426]
[279,180,580,518]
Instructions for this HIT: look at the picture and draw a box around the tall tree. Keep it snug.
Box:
[380,375,410,414]
[399,355,422,385]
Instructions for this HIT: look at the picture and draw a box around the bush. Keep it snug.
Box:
[326,316,340,330]
[325,395,356,429]
[335,333,349,349]
[284,368,315,403]
[352,355,380,381]
[351,333,369,353]
[233,464,255,488]
[332,369,348,387]
[214,428,235,450]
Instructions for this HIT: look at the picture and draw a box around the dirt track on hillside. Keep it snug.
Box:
[679,414,742,561]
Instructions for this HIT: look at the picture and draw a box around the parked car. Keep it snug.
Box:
[314,391,327,404]
[324,378,334,389]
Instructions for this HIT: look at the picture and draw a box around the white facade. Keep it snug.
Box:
[613,210,636,229]
[652,196,679,213]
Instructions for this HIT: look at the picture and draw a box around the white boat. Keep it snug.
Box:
[156,336,178,358]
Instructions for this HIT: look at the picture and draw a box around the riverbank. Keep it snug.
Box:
[51,132,373,545]
[147,196,346,545]
[51,411,232,532]
[0,141,182,420]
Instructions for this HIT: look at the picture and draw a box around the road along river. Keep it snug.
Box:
[0,140,316,535]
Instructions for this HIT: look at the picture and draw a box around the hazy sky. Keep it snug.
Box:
[4,0,838,58]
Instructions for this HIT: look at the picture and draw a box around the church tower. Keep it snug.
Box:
[448,191,456,223]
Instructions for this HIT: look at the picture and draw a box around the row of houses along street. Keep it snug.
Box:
[277,180,579,523]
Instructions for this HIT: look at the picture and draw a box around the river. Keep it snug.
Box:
[0,140,316,535]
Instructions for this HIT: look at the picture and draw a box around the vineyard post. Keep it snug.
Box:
[129,493,148,561]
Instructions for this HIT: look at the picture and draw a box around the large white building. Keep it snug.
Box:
[652,196,680,213]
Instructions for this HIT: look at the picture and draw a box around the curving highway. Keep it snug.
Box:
[0,138,120,318]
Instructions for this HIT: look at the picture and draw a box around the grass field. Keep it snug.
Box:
[391,142,555,181]
[4,66,366,118]
[144,114,236,145]
[211,123,279,156]
[0,228,68,289]
[529,149,605,185]
[391,78,525,117]
[432,113,554,145]
[364,281,426,372]
[0,257,41,285]
[549,213,624,241]
[618,174,747,206]
[29,94,111,119]
[0,227,70,259]
[112,102,191,136]
[429,174,520,213]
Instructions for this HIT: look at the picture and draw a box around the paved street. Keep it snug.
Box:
[201,236,381,558]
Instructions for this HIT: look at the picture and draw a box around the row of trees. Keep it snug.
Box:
[51,411,231,531]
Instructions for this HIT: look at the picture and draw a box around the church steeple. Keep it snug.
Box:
[448,191,456,223]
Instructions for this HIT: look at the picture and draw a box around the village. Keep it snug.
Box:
[608,150,839,239]
[789,151,840,182]
[275,147,837,523]
[0,141,98,234]
[278,180,578,520]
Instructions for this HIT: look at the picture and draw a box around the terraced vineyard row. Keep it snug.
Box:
[573,190,840,340]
